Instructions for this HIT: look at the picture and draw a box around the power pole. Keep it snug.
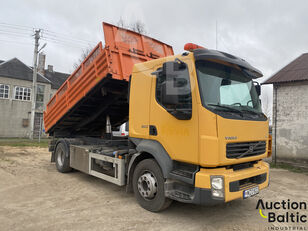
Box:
[29,29,41,140]
[216,20,218,50]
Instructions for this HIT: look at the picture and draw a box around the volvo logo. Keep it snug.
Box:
[225,136,237,140]
[248,145,254,152]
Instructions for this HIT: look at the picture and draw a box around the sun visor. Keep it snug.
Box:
[193,49,263,78]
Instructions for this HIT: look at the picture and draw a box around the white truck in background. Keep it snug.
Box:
[112,122,129,137]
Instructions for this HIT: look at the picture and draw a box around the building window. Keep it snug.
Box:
[0,84,10,99]
[22,118,29,127]
[36,84,45,109]
[14,86,31,101]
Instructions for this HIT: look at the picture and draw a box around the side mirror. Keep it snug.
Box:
[157,60,192,120]
[161,81,180,105]
[254,81,261,96]
[160,61,189,106]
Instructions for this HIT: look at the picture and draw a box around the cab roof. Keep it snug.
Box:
[193,48,263,78]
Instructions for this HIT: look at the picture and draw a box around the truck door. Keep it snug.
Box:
[129,70,152,139]
[149,59,199,164]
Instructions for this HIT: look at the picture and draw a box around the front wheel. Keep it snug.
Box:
[55,141,72,173]
[132,159,172,212]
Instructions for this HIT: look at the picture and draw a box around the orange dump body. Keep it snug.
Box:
[43,22,173,134]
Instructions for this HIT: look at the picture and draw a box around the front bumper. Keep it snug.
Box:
[165,160,269,205]
[194,160,269,204]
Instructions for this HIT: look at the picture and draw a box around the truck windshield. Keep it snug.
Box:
[195,60,262,114]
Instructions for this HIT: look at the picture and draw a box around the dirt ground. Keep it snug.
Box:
[0,146,307,231]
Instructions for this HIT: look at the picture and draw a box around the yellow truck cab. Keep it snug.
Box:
[129,44,270,210]
[44,23,270,212]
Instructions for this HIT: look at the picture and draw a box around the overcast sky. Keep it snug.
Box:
[1,0,308,115]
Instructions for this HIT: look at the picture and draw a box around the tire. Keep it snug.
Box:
[133,158,172,212]
[55,141,72,173]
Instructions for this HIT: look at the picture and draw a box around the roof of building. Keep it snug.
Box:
[0,58,50,84]
[43,70,70,89]
[263,53,308,84]
[0,60,4,64]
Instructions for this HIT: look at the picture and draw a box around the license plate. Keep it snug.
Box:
[243,186,259,199]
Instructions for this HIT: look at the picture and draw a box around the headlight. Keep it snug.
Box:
[211,176,224,198]
[211,177,223,190]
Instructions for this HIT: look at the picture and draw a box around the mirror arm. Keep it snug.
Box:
[253,81,261,96]
[174,58,187,69]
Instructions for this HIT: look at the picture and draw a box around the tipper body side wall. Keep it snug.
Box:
[43,23,173,136]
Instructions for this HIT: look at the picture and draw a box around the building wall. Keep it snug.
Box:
[50,88,57,98]
[0,76,52,137]
[273,81,308,163]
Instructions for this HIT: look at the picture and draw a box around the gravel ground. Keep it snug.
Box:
[0,146,307,231]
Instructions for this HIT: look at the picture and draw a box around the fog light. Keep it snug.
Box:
[212,189,224,198]
[211,177,223,190]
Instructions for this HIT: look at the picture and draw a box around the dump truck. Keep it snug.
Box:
[44,22,271,212]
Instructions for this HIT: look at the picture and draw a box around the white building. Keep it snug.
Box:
[263,53,308,165]
[0,57,69,137]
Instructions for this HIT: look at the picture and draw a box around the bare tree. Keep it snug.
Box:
[117,17,125,29]
[72,19,147,69]
[129,20,146,34]
[117,18,147,35]
[73,46,94,69]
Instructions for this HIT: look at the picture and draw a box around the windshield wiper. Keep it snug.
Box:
[241,109,260,115]
[237,107,262,116]
[207,104,243,117]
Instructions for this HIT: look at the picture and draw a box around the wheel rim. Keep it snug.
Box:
[57,147,65,167]
[137,171,158,200]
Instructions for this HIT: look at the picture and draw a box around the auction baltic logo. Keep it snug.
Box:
[256,198,307,228]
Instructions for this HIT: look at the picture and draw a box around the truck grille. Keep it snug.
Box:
[229,173,267,192]
[226,141,266,159]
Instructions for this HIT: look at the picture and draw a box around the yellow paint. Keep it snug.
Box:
[130,53,200,164]
[129,67,152,139]
[195,160,269,202]
[129,51,270,202]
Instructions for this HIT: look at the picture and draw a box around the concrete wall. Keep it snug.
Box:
[0,76,52,137]
[272,81,308,164]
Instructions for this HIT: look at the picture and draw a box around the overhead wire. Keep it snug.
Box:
[0,22,97,47]
[43,29,96,45]
[0,25,34,45]
[41,34,94,48]
[0,22,97,52]
[0,38,34,46]
[40,30,96,50]
[0,29,32,38]
[0,22,34,30]
[40,37,89,50]
[0,24,34,33]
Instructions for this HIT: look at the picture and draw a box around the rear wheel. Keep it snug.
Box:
[133,159,172,212]
[55,141,72,173]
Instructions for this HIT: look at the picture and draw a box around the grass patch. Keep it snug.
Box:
[270,162,308,174]
[0,138,49,148]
